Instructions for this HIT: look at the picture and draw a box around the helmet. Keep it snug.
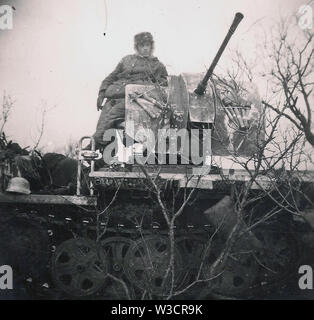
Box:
[134,32,154,47]
[6,177,31,194]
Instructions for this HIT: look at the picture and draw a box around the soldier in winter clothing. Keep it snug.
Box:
[92,32,168,149]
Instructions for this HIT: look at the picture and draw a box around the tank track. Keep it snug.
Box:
[0,198,303,300]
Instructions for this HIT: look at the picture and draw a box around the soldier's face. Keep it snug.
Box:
[137,42,152,57]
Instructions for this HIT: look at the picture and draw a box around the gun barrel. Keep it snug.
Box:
[194,12,244,96]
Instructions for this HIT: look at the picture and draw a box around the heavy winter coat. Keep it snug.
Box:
[93,54,168,147]
[99,54,168,99]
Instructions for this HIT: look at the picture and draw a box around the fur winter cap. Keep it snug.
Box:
[134,32,154,47]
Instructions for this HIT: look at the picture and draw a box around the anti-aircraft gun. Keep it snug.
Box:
[80,12,261,186]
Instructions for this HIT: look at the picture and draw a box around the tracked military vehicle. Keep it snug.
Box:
[0,13,312,299]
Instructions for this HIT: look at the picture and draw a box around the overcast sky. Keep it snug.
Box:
[0,0,308,151]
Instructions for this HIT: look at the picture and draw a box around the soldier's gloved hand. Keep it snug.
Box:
[97,92,106,111]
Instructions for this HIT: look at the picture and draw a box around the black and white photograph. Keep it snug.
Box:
[0,0,313,304]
